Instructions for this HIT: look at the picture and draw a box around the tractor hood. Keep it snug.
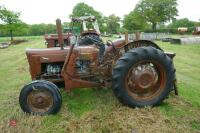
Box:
[26,47,70,56]
[26,46,99,80]
[26,45,99,65]
[26,45,99,57]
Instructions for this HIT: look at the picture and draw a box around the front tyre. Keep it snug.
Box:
[19,80,62,115]
[112,47,175,107]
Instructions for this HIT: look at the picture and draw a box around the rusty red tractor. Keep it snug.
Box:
[19,18,178,115]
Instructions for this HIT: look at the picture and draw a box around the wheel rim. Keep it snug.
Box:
[125,60,166,101]
[27,89,53,113]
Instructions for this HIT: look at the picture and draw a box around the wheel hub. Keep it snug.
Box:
[127,64,158,93]
[135,70,157,89]
[36,96,43,104]
[27,90,53,113]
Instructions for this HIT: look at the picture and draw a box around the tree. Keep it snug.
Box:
[134,0,178,30]
[105,14,120,34]
[70,3,101,18]
[123,10,149,32]
[70,2,104,32]
[0,6,25,41]
[29,24,56,36]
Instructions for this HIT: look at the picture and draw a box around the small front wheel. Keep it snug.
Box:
[19,80,62,115]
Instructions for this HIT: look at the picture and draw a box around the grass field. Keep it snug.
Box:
[0,36,200,133]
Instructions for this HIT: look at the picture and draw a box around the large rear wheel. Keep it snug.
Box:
[112,47,175,107]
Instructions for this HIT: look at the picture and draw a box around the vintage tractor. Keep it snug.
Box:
[45,16,102,48]
[19,19,178,115]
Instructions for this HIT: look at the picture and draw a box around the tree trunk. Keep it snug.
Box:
[152,22,157,31]
[10,30,13,43]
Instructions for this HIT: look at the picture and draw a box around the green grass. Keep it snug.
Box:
[0,36,200,132]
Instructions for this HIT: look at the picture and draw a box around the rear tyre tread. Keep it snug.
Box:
[112,46,175,107]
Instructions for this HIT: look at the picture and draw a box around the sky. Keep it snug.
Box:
[0,0,199,24]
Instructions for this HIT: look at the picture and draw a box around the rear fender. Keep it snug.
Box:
[105,39,175,60]
[123,40,163,51]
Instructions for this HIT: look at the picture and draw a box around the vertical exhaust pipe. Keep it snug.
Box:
[56,18,64,50]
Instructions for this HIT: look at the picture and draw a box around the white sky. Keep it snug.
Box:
[0,0,199,24]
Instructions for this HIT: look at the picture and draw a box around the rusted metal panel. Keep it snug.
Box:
[44,33,72,48]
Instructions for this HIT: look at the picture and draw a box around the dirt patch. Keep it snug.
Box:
[11,40,28,45]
